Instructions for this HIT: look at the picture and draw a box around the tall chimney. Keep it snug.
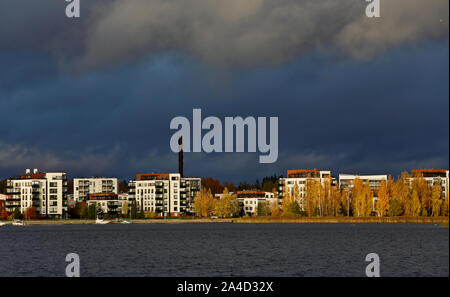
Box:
[26,169,31,174]
[178,136,183,177]
[33,168,38,174]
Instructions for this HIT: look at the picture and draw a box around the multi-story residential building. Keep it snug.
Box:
[278,169,334,209]
[410,169,449,198]
[339,174,388,210]
[5,169,68,217]
[86,193,121,217]
[73,177,118,202]
[237,190,276,216]
[130,173,201,217]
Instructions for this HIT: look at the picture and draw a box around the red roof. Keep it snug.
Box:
[136,173,170,180]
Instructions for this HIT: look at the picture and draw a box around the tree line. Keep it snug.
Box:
[280,173,448,217]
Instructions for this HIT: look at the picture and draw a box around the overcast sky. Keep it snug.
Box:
[0,0,448,182]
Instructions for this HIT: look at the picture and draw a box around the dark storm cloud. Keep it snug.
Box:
[0,0,448,70]
[0,41,448,182]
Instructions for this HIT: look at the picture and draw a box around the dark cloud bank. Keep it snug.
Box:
[0,0,448,182]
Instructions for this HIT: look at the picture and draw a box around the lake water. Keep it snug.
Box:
[0,223,448,277]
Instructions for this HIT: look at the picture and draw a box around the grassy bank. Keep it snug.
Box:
[3,217,448,225]
[11,218,233,225]
[233,216,450,224]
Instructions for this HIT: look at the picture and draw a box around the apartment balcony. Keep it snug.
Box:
[156,189,163,194]
[6,203,20,209]
[6,198,21,202]
[32,183,40,188]
[6,189,21,195]
[155,182,164,187]
[155,194,164,200]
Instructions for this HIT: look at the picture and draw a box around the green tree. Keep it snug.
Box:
[87,203,97,219]
[130,202,138,219]
[13,208,22,220]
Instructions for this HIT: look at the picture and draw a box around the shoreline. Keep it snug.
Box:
[1,216,448,225]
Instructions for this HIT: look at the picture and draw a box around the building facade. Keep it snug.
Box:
[278,169,334,210]
[237,190,276,216]
[86,193,121,217]
[129,173,201,217]
[410,169,449,198]
[73,177,118,202]
[5,169,68,217]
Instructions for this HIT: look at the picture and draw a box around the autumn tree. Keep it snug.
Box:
[23,206,37,220]
[194,188,215,217]
[80,202,88,218]
[340,189,351,216]
[305,177,320,216]
[257,202,268,216]
[213,188,241,218]
[376,180,390,217]
[352,179,373,217]
[407,190,422,216]
[329,186,341,216]
[201,178,223,195]
[431,180,443,217]
[121,201,129,218]
[390,172,410,216]
[0,209,8,220]
[442,192,449,217]
[411,173,431,216]
[281,185,302,216]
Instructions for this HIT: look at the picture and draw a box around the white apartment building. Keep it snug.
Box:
[128,173,201,217]
[237,190,276,216]
[278,169,334,209]
[410,169,449,198]
[5,169,68,217]
[73,177,118,202]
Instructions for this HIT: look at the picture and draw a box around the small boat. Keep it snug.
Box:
[12,220,25,226]
[0,222,8,226]
[120,220,132,224]
[95,218,111,224]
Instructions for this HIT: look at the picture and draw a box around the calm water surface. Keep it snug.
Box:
[0,223,448,277]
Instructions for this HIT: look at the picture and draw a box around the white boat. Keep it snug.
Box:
[0,222,8,226]
[12,220,25,226]
[95,218,111,224]
[120,220,132,224]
